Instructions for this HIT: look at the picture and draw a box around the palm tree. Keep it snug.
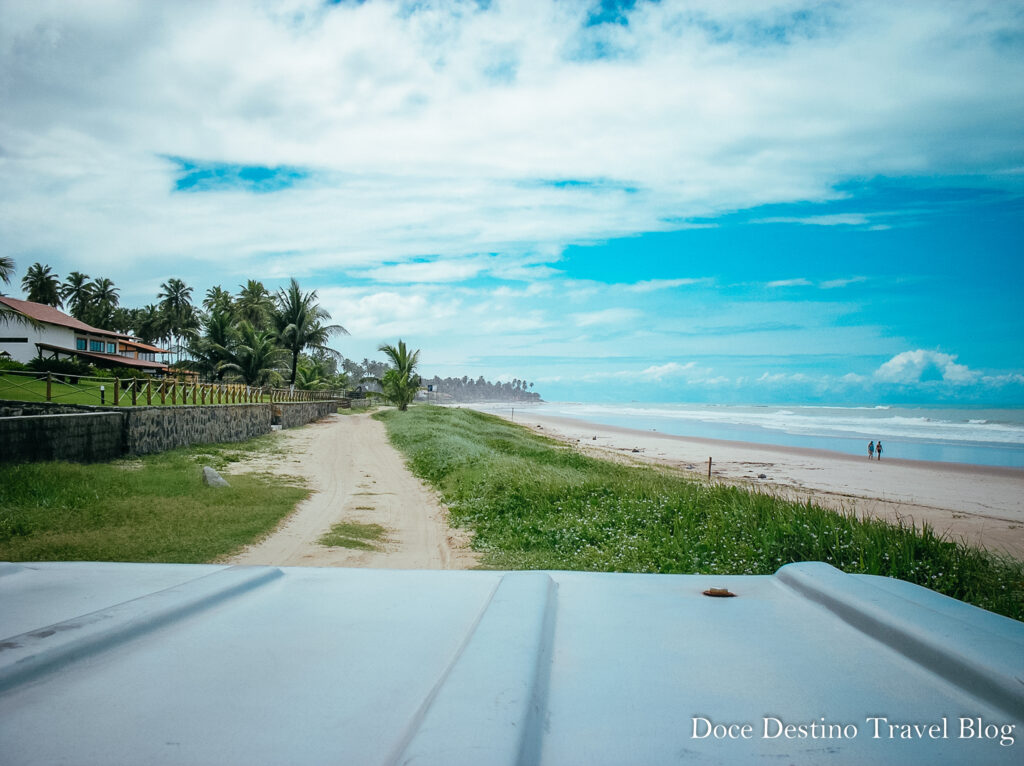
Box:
[60,271,93,319]
[294,358,326,390]
[133,304,167,346]
[86,277,120,328]
[236,280,274,330]
[109,307,135,335]
[368,339,421,411]
[218,321,286,386]
[158,278,197,363]
[0,256,15,293]
[271,278,348,386]
[21,263,62,307]
[187,307,235,380]
[0,256,17,324]
[203,285,234,317]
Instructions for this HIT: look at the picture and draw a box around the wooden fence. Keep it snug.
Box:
[0,370,346,407]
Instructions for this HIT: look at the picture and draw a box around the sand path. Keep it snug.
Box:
[224,413,478,569]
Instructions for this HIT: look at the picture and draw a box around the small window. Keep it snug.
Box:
[0,337,28,343]
[77,338,87,351]
[89,340,104,352]
[107,343,117,354]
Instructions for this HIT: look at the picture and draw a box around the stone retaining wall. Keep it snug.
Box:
[0,398,342,464]
[0,411,125,463]
[275,400,339,429]
[121,404,272,456]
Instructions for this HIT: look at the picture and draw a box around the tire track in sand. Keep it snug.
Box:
[224,412,478,568]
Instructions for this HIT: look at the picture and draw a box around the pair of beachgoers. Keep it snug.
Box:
[868,441,883,460]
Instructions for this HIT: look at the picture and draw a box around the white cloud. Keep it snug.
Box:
[820,276,868,290]
[1,0,1021,289]
[874,350,978,385]
[571,308,641,327]
[638,362,698,381]
[753,214,873,227]
[625,278,709,293]
[359,257,490,284]
[766,279,813,288]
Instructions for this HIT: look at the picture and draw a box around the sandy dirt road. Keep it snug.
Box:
[225,413,478,568]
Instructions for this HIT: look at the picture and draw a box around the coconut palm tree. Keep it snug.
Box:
[187,307,235,380]
[271,278,348,386]
[158,278,198,363]
[86,277,120,328]
[0,256,17,324]
[60,271,93,320]
[1,256,15,292]
[236,279,274,330]
[203,285,234,317]
[109,307,135,335]
[21,263,62,307]
[133,304,167,346]
[367,339,421,411]
[218,321,286,386]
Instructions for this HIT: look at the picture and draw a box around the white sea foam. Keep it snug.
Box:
[547,403,1024,446]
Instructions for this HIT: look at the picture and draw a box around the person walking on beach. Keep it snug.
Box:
[868,441,874,459]
[876,441,883,460]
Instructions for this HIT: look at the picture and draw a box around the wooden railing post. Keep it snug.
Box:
[113,377,120,406]
[131,379,138,406]
[45,373,52,401]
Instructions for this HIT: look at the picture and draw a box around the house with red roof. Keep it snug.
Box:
[0,296,170,373]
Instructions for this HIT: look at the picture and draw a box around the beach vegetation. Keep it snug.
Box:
[378,406,1024,621]
[0,436,307,563]
[271,277,348,386]
[364,339,422,411]
[318,521,390,551]
[21,262,62,307]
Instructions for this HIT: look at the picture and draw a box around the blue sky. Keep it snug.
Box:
[1,0,1022,405]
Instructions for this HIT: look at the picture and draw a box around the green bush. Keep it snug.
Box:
[0,359,31,372]
[94,367,154,380]
[26,357,94,379]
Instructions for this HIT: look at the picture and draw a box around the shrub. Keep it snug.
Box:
[26,357,94,379]
[94,367,154,380]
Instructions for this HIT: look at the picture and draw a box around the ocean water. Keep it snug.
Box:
[501,402,1024,469]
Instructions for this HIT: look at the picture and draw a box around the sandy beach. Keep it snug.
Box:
[481,409,1024,560]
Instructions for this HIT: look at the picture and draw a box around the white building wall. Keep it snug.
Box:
[0,321,76,363]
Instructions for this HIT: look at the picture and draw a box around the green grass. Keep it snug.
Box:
[0,373,274,407]
[1,373,110,406]
[0,435,308,563]
[377,406,1024,621]
[318,521,390,550]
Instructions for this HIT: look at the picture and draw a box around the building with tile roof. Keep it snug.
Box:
[0,296,170,373]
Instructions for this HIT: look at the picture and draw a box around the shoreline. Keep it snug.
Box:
[472,407,1024,560]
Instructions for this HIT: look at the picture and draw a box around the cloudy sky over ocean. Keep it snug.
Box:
[1,0,1022,404]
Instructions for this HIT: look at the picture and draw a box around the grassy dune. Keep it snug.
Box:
[0,437,308,563]
[378,406,1024,621]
